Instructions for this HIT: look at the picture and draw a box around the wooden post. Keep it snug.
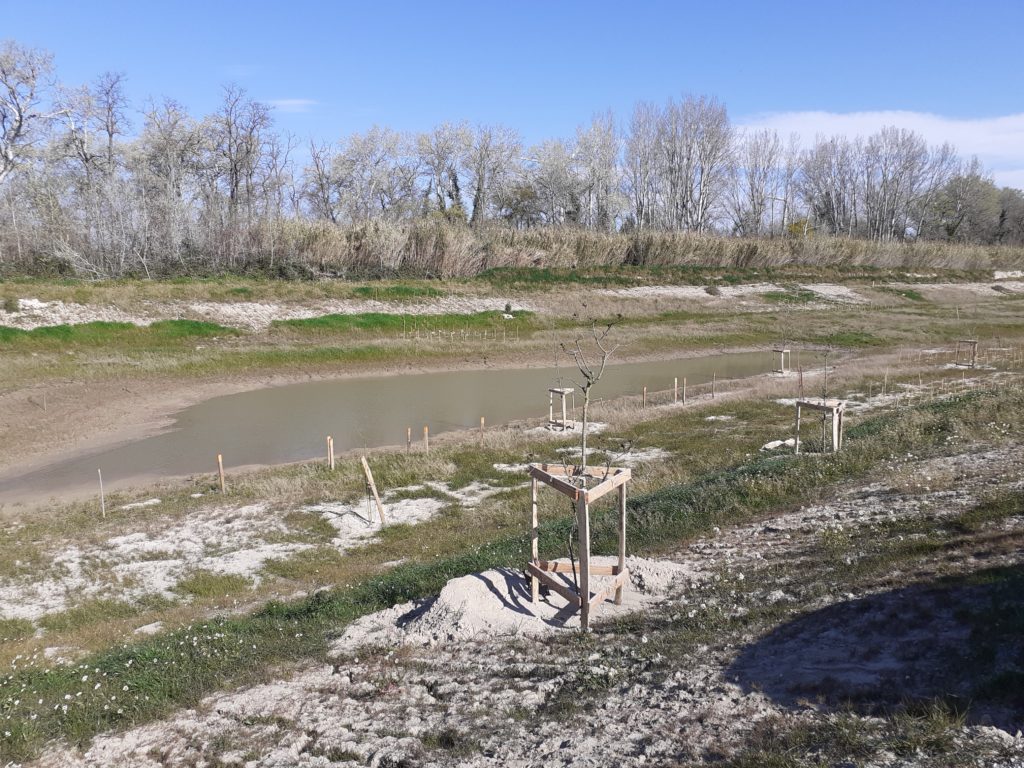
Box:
[360,456,387,525]
[795,404,801,454]
[217,454,226,493]
[406,426,412,453]
[530,477,539,604]
[423,425,429,452]
[682,377,687,403]
[615,482,626,605]
[831,411,840,452]
[673,377,678,403]
[642,386,647,409]
[327,436,335,470]
[577,497,591,632]
[98,469,106,519]
[798,365,804,397]
[479,416,485,443]
[883,368,889,396]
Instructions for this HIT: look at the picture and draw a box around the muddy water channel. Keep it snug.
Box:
[1,351,784,504]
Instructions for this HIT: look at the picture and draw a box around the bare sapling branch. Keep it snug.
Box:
[560,318,618,477]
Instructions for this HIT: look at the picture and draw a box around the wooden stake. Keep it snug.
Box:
[406,426,412,453]
[360,456,386,525]
[530,477,539,604]
[217,454,226,493]
[423,425,429,452]
[98,468,105,519]
[577,497,591,632]
[615,483,626,605]
[682,377,687,403]
[479,416,485,443]
[673,377,678,403]
[327,436,335,470]
[642,386,647,409]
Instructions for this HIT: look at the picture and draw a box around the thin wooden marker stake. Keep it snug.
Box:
[423,425,429,453]
[360,456,387,525]
[406,426,412,453]
[98,469,106,519]
[327,436,335,470]
[642,386,647,409]
[682,377,687,403]
[712,372,717,398]
[479,416,485,443]
[217,453,226,494]
[673,377,678,403]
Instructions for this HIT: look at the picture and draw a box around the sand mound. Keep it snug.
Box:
[334,556,694,651]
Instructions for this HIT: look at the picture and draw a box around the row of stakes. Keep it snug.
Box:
[92,351,1021,518]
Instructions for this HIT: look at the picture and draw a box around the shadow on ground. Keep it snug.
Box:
[727,564,1024,732]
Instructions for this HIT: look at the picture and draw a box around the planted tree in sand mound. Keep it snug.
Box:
[528,319,634,630]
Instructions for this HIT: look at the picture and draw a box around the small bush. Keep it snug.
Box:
[2,296,20,313]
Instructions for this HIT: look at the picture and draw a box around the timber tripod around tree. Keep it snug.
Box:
[526,462,631,631]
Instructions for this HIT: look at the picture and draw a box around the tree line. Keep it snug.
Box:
[1,39,1022,278]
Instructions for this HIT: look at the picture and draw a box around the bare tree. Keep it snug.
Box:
[0,40,60,187]
[657,95,733,232]
[623,101,659,231]
[727,129,781,236]
[303,140,339,223]
[461,124,520,225]
[417,122,469,219]
[575,112,621,231]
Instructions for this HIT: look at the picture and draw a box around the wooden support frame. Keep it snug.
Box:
[794,399,845,454]
[527,463,631,631]
[547,387,576,431]
[955,339,979,369]
[773,347,792,374]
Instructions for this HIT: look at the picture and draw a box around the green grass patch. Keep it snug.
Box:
[0,319,237,348]
[0,618,34,642]
[880,286,927,302]
[272,309,533,335]
[480,267,645,289]
[174,571,253,599]
[761,288,819,304]
[814,330,884,347]
[351,284,443,301]
[263,548,347,582]
[38,599,145,634]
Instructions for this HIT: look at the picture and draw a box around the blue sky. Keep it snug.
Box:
[5,0,1023,185]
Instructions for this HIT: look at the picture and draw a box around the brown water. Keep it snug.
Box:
[0,350,781,504]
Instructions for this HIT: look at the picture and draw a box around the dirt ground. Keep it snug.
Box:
[34,442,1024,767]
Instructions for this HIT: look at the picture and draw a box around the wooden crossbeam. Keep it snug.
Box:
[796,399,844,413]
[526,562,581,607]
[583,468,632,503]
[587,569,630,609]
[527,465,581,500]
[536,560,621,576]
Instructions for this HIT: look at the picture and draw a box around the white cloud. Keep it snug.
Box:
[268,99,318,114]
[737,110,1024,189]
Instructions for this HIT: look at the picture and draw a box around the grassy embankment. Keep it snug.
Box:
[1,266,1022,392]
